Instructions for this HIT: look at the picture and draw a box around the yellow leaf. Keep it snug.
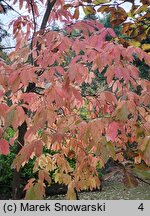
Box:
[139,32,147,41]
[93,0,110,5]
[55,172,63,184]
[82,6,95,15]
[129,40,141,47]
[127,11,134,18]
[89,176,100,190]
[142,44,150,51]
[134,5,148,14]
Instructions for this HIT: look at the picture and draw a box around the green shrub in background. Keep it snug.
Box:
[0,128,35,199]
[0,128,78,198]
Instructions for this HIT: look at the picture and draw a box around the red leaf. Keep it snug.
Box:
[100,91,117,105]
[72,87,83,103]
[0,139,9,155]
[9,138,15,146]
[21,93,38,104]
[127,65,139,79]
[0,104,9,118]
[104,65,115,84]
[0,90,4,98]
[106,121,120,142]
[54,86,66,98]
[107,28,116,37]
[0,128,3,138]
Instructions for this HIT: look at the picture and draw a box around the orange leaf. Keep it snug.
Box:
[73,8,79,19]
[38,170,51,184]
[63,4,72,10]
[24,178,35,191]
[97,5,111,13]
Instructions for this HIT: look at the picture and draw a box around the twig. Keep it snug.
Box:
[71,0,127,9]
[1,0,24,17]
[30,0,37,35]
[135,176,150,186]
[0,46,16,50]
[29,0,37,65]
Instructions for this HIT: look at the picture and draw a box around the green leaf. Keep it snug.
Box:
[133,167,150,180]
[140,136,150,166]
[115,103,130,121]
[106,142,115,159]
[5,109,16,128]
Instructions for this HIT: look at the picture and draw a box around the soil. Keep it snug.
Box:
[47,173,150,200]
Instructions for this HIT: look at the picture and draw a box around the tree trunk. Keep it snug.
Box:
[12,122,27,199]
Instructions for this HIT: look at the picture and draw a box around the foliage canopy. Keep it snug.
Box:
[0,0,150,199]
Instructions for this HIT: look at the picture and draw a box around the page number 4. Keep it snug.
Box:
[138,203,144,211]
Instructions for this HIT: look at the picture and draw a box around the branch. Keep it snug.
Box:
[30,0,37,34]
[135,176,150,186]
[40,0,56,30]
[71,0,127,8]
[1,0,23,17]
[0,46,16,50]
[35,0,56,73]
[30,0,37,65]
[1,0,34,28]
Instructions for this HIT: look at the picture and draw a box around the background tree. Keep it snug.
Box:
[0,0,10,61]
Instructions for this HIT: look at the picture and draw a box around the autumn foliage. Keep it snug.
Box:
[0,0,150,199]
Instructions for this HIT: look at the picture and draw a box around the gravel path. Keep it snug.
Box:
[48,174,150,200]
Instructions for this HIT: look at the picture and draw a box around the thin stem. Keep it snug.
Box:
[30,0,37,65]
[0,46,16,50]
[30,0,37,35]
[1,0,23,17]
